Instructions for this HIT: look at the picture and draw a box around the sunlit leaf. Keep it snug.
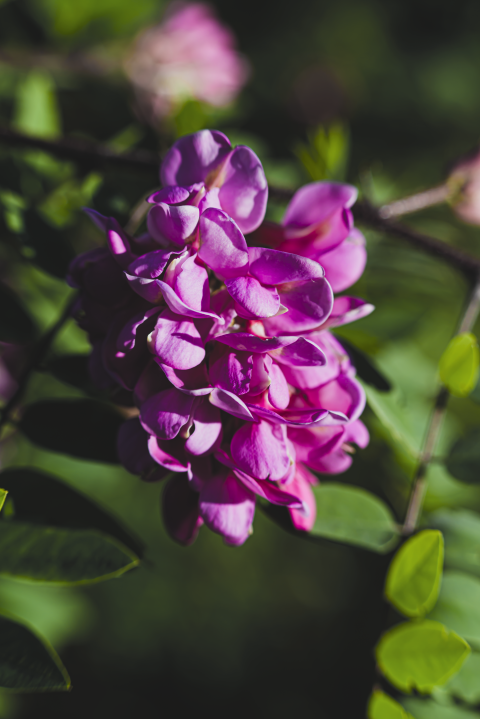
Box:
[403,698,479,719]
[428,571,480,648]
[13,71,61,139]
[376,620,470,693]
[429,509,480,577]
[446,651,480,705]
[445,430,480,484]
[439,333,479,397]
[385,530,444,617]
[368,690,415,719]
[309,483,399,553]
[18,399,123,463]
[0,610,70,691]
[0,467,143,556]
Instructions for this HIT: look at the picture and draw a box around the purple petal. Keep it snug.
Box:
[319,229,367,292]
[288,464,318,531]
[199,472,255,546]
[321,296,375,330]
[140,387,195,439]
[198,208,249,279]
[157,362,210,390]
[185,398,222,455]
[226,276,280,319]
[107,218,135,269]
[289,425,346,467]
[160,130,232,187]
[147,203,199,246]
[150,310,205,370]
[148,435,189,472]
[198,187,222,214]
[209,344,253,395]
[83,207,109,232]
[263,278,334,334]
[231,421,291,481]
[168,254,210,312]
[269,337,327,367]
[215,332,298,354]
[124,273,164,304]
[217,145,268,234]
[209,388,255,421]
[147,186,191,204]
[155,281,223,322]
[248,247,324,284]
[248,405,347,426]
[283,182,358,229]
[268,363,290,409]
[103,310,155,390]
[134,360,171,405]
[128,248,186,279]
[306,374,366,422]
[233,468,303,508]
[117,307,161,352]
[162,474,203,546]
[117,418,154,475]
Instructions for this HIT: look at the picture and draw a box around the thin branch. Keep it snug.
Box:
[0,126,160,178]
[402,276,480,535]
[0,292,78,432]
[378,184,452,219]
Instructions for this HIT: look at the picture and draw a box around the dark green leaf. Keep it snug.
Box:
[310,483,399,553]
[0,610,70,691]
[445,430,480,484]
[0,522,138,584]
[368,691,415,719]
[0,283,36,343]
[44,354,95,394]
[376,620,470,693]
[0,467,143,556]
[22,210,74,279]
[19,399,123,463]
[428,571,480,648]
[385,530,444,617]
[429,509,480,577]
[337,337,392,392]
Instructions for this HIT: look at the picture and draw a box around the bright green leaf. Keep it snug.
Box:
[428,571,480,648]
[13,71,61,139]
[368,691,415,719]
[445,430,480,484]
[376,620,470,693]
[0,522,139,585]
[429,509,480,577]
[310,483,399,553]
[364,385,420,459]
[439,333,479,397]
[0,490,7,514]
[385,530,444,617]
[446,651,480,704]
[0,610,70,691]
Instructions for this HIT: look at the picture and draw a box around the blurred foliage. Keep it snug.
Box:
[1,0,480,717]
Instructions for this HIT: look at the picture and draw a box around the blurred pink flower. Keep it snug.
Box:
[449,150,480,225]
[124,2,250,123]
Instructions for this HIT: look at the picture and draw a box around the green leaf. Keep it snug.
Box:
[385,530,444,617]
[309,483,399,553]
[428,571,480,648]
[429,509,480,577]
[0,490,7,513]
[0,610,70,691]
[403,698,479,719]
[445,430,480,484]
[0,522,138,585]
[0,283,36,343]
[446,651,480,704]
[0,467,143,556]
[439,333,479,397]
[13,71,61,139]
[368,691,415,719]
[18,399,123,463]
[364,385,420,459]
[376,620,470,693]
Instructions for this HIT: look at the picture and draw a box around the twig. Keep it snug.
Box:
[378,184,452,219]
[0,126,160,178]
[402,276,480,535]
[0,292,78,432]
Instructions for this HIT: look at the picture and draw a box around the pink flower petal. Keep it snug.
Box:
[163,474,203,546]
[217,145,268,234]
[248,247,324,284]
[319,228,367,292]
[185,397,222,456]
[231,420,291,481]
[199,472,255,545]
[263,277,333,334]
[150,310,205,370]
[140,387,196,439]
[198,208,249,279]
[147,203,199,245]
[226,276,280,319]
[161,130,232,187]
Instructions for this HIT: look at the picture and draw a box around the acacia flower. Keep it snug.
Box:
[69,129,372,546]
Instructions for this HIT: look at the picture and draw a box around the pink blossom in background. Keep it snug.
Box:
[124,2,250,123]
[70,130,372,547]
[449,150,480,226]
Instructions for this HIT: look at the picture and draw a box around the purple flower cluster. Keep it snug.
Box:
[69,130,373,546]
